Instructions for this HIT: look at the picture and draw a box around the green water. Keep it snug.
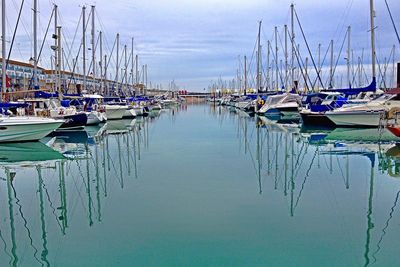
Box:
[0,104,400,267]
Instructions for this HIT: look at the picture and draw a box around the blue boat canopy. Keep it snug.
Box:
[34,91,59,98]
[321,78,376,96]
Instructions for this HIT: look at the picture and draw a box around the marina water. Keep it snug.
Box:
[0,104,400,266]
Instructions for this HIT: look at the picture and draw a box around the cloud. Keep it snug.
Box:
[3,0,399,90]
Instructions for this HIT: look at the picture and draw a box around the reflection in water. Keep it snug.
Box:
[37,166,50,266]
[0,110,156,267]
[230,105,400,266]
[0,105,400,266]
[6,169,18,267]
[10,175,41,265]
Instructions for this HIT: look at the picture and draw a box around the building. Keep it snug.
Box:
[0,58,147,98]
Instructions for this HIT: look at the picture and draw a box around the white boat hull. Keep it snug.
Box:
[326,110,384,127]
[0,116,63,143]
[132,107,144,116]
[86,111,103,125]
[123,108,137,118]
[235,101,252,110]
[105,105,128,120]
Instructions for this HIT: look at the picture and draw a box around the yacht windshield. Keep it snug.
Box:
[373,94,395,101]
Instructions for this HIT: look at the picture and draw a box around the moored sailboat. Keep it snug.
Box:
[0,0,63,142]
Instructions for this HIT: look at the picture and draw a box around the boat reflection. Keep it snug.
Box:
[231,106,400,266]
[47,130,90,159]
[0,109,158,267]
[0,142,65,164]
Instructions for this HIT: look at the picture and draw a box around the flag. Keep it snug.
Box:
[5,75,11,88]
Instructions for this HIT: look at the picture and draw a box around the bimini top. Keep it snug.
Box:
[321,78,376,96]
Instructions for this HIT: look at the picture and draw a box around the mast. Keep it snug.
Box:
[131,37,134,94]
[267,41,270,90]
[82,6,86,92]
[317,43,321,91]
[330,39,334,88]
[255,21,262,112]
[54,4,58,92]
[91,5,96,92]
[1,0,6,99]
[284,24,288,91]
[275,26,278,91]
[370,0,376,84]
[104,54,107,95]
[56,26,62,97]
[124,44,127,93]
[145,64,148,93]
[347,26,351,88]
[99,31,103,94]
[290,3,295,90]
[244,55,247,96]
[116,33,120,95]
[393,45,395,88]
[142,65,145,86]
[33,0,38,89]
[135,54,139,93]
[304,57,308,93]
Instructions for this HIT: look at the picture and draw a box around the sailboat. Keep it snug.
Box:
[324,0,385,128]
[0,0,63,142]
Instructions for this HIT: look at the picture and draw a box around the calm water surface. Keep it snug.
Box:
[0,104,400,266]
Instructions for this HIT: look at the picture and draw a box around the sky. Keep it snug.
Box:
[3,0,400,91]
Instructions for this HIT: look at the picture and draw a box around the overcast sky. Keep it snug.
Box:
[4,0,400,90]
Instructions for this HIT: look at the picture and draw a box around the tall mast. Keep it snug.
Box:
[56,26,62,98]
[135,54,139,94]
[145,64,148,92]
[124,44,127,93]
[393,45,396,88]
[91,5,96,92]
[347,26,351,88]
[257,21,261,92]
[290,3,295,90]
[330,39,334,88]
[369,0,376,85]
[116,33,120,94]
[255,21,262,112]
[1,0,6,99]
[304,57,308,93]
[317,43,321,91]
[244,55,247,96]
[267,41,270,90]
[142,65,145,85]
[284,24,288,91]
[131,38,134,94]
[82,6,86,92]
[33,0,38,89]
[104,54,107,95]
[54,4,58,92]
[99,31,103,94]
[275,26,278,91]
[61,47,65,91]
